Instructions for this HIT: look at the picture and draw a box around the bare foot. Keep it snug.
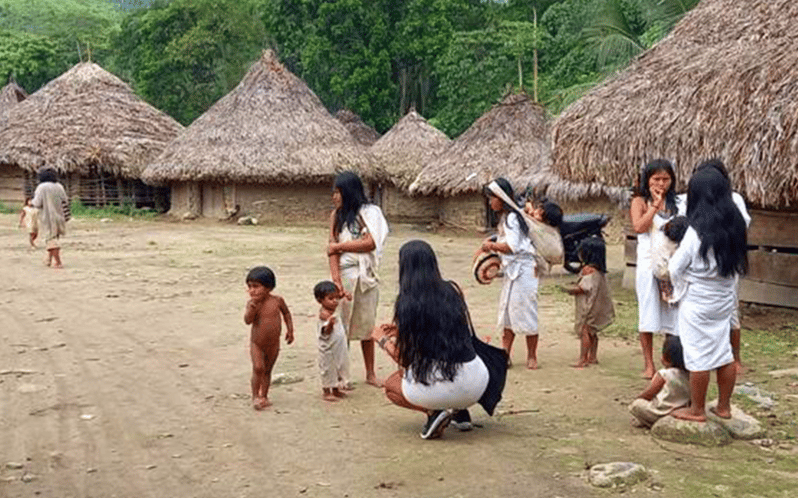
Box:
[322,393,340,402]
[670,406,706,422]
[332,388,347,398]
[253,397,271,410]
[571,361,589,369]
[526,358,538,370]
[709,406,732,420]
[52,264,63,269]
[589,358,599,365]
[365,375,383,388]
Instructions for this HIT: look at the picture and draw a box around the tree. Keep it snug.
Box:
[112,0,266,125]
[0,29,59,91]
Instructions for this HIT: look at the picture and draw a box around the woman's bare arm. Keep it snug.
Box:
[328,232,375,255]
[630,195,661,234]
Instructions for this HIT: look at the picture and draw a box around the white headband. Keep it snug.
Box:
[487,181,523,214]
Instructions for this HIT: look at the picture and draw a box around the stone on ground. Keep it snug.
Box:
[588,462,648,488]
[650,415,732,446]
[706,400,766,440]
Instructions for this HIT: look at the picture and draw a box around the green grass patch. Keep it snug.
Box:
[70,199,158,219]
[0,201,19,214]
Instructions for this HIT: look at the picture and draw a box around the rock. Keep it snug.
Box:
[6,462,24,469]
[237,216,258,226]
[271,373,304,385]
[588,462,648,488]
[20,473,36,483]
[706,400,766,440]
[17,383,46,394]
[650,416,732,446]
[733,384,775,409]
[768,367,798,379]
[181,212,197,221]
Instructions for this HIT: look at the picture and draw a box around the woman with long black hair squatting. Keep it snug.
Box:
[668,167,747,422]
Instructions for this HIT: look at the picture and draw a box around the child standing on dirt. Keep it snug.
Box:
[313,281,350,402]
[244,266,294,410]
[562,237,614,368]
[628,335,690,427]
[18,198,38,249]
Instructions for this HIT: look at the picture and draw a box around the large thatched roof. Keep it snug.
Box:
[0,63,183,178]
[0,82,27,125]
[550,0,798,209]
[371,109,450,190]
[410,93,550,196]
[335,109,381,146]
[143,50,372,185]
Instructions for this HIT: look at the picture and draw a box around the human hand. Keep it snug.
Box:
[481,240,495,252]
[285,330,295,344]
[327,242,341,256]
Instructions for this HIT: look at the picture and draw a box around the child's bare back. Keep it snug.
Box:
[244,267,294,410]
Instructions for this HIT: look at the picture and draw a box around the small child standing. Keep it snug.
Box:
[313,281,350,402]
[652,216,689,302]
[18,198,38,249]
[244,266,294,410]
[628,335,690,427]
[563,237,615,368]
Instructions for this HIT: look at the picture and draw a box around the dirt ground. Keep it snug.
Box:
[1,213,797,498]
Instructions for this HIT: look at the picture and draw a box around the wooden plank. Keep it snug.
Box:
[748,210,798,248]
[746,250,798,287]
[739,278,798,309]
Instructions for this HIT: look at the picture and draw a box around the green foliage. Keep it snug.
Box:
[70,198,157,219]
[0,201,18,214]
[0,29,59,91]
[112,0,266,125]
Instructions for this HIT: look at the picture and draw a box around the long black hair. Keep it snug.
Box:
[393,240,474,385]
[486,177,529,235]
[333,171,369,237]
[686,168,748,278]
[634,159,677,215]
[38,167,58,184]
[662,335,686,371]
[577,236,607,273]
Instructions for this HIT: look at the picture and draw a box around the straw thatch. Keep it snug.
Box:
[550,0,798,209]
[410,93,550,196]
[335,109,381,146]
[371,109,450,190]
[0,82,27,125]
[0,63,183,178]
[143,50,373,185]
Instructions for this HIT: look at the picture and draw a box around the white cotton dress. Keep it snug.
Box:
[317,316,350,389]
[496,212,538,335]
[668,227,735,371]
[677,192,750,328]
[635,200,682,334]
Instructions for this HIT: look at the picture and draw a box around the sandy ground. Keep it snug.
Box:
[1,214,797,498]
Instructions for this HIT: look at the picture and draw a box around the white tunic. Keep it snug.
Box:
[668,227,735,371]
[635,199,682,333]
[496,212,538,335]
[402,356,489,411]
[317,316,350,389]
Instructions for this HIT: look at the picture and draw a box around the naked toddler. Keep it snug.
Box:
[244,266,294,410]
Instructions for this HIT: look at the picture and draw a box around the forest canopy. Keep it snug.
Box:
[0,0,698,135]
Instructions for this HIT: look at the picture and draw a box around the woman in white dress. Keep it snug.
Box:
[327,172,389,387]
[668,167,748,422]
[629,160,682,378]
[32,167,69,268]
[482,178,540,369]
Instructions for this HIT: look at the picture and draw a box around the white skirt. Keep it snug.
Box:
[497,263,538,335]
[678,286,734,371]
[636,257,676,333]
[402,356,489,411]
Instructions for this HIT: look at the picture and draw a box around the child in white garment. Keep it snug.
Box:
[18,198,39,249]
[314,281,350,402]
[628,335,690,427]
[652,216,689,302]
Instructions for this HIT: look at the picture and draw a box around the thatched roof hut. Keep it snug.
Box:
[550,0,798,210]
[410,93,550,197]
[0,82,27,125]
[0,63,183,179]
[143,50,372,186]
[335,109,381,147]
[371,109,450,190]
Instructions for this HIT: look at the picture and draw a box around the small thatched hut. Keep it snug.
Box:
[335,109,381,147]
[370,109,450,223]
[0,63,183,209]
[0,81,28,206]
[143,50,373,222]
[410,93,550,229]
[549,0,798,307]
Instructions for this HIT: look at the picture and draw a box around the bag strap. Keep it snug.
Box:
[449,280,476,338]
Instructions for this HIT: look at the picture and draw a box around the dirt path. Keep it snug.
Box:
[1,214,796,498]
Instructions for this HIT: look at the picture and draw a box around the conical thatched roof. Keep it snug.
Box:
[335,109,381,146]
[371,109,450,190]
[143,50,372,185]
[0,82,27,125]
[550,0,798,209]
[410,93,550,196]
[0,63,183,178]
